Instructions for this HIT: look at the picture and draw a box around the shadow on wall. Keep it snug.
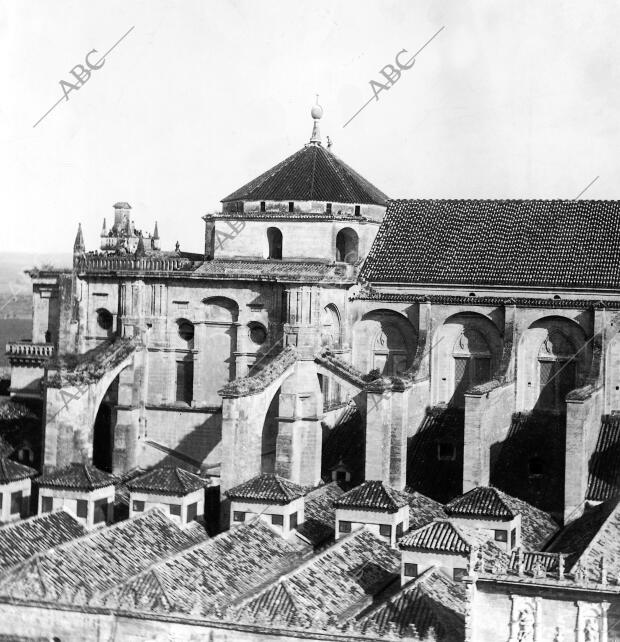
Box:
[490,411,566,517]
[321,408,365,489]
[406,406,464,504]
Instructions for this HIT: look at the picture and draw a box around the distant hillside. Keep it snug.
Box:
[0,252,71,295]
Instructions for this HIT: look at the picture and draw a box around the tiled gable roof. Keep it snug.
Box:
[500,493,559,551]
[334,480,409,512]
[358,568,466,641]
[222,144,388,206]
[232,529,400,624]
[361,199,620,289]
[226,473,305,504]
[0,510,85,574]
[126,467,207,496]
[445,486,515,519]
[36,462,116,491]
[98,519,305,615]
[0,509,196,603]
[0,456,37,484]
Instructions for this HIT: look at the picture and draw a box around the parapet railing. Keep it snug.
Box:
[75,256,202,272]
[5,342,55,358]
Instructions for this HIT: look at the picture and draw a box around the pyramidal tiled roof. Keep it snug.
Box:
[361,199,620,289]
[226,473,305,504]
[0,456,37,484]
[399,520,474,554]
[222,144,388,206]
[445,486,516,520]
[126,467,207,496]
[36,463,116,491]
[333,480,409,512]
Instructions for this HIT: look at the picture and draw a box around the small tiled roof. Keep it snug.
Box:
[0,509,198,604]
[445,487,515,520]
[126,467,207,496]
[222,144,388,206]
[399,520,473,554]
[361,199,620,289]
[36,463,116,491]
[226,473,305,504]
[0,510,85,574]
[0,456,37,484]
[334,480,409,513]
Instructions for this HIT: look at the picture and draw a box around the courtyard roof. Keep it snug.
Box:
[334,480,409,513]
[361,199,620,289]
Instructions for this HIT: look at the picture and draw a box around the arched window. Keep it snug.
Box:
[335,228,359,264]
[452,328,492,407]
[177,319,195,347]
[267,227,283,260]
[538,329,577,412]
[320,304,341,349]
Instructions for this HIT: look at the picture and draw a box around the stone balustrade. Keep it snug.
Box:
[6,342,55,358]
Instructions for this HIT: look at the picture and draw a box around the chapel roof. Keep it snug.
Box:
[36,462,116,491]
[222,144,388,206]
[126,466,208,496]
[334,480,409,513]
[226,473,305,504]
[361,199,620,289]
[0,456,37,484]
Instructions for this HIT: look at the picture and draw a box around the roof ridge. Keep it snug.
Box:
[572,498,620,570]
[0,507,77,533]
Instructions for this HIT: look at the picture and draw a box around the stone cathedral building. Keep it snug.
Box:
[4,105,620,640]
[6,105,620,525]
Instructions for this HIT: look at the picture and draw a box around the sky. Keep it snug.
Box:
[2,0,620,254]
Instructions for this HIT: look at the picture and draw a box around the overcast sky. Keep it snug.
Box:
[2,0,620,254]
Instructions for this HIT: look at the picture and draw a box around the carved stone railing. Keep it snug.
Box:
[6,342,55,362]
[75,255,202,273]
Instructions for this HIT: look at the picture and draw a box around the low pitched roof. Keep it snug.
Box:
[361,199,620,290]
[357,568,466,641]
[36,463,116,491]
[399,520,473,555]
[0,456,37,484]
[126,467,207,496]
[334,480,409,513]
[445,487,516,520]
[587,414,620,501]
[98,519,306,615]
[0,509,197,604]
[0,510,85,574]
[222,144,388,206]
[226,473,305,504]
[405,490,447,531]
[232,529,400,625]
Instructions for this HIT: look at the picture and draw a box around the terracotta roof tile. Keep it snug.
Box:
[0,456,37,484]
[36,463,116,491]
[358,568,466,641]
[0,509,197,604]
[405,490,447,530]
[226,473,305,504]
[295,482,344,547]
[126,467,207,496]
[0,510,86,574]
[232,529,400,624]
[334,480,409,512]
[362,199,620,289]
[222,145,388,206]
[399,520,473,554]
[446,487,515,519]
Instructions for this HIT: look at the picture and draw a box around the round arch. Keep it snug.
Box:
[516,316,587,412]
[335,227,359,264]
[431,312,502,407]
[267,227,283,260]
[321,303,342,349]
[352,309,416,376]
